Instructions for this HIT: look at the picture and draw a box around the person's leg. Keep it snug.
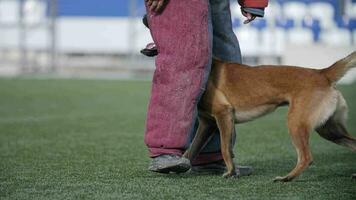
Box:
[211,0,242,63]
[144,0,222,170]
[189,0,252,176]
[194,0,242,159]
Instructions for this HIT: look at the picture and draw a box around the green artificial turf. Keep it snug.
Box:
[0,78,355,200]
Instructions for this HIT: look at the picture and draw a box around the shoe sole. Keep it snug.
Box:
[149,158,191,174]
[140,49,158,57]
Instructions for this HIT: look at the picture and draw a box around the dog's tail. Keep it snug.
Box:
[320,51,356,83]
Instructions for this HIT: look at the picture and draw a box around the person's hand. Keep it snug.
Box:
[241,9,257,24]
[145,0,168,13]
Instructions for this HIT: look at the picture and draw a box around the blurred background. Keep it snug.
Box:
[0,0,355,83]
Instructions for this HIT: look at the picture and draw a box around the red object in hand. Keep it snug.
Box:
[238,0,268,8]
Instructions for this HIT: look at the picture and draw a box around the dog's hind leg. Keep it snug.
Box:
[214,109,237,178]
[316,92,356,151]
[274,100,313,182]
[183,115,218,161]
[316,119,356,151]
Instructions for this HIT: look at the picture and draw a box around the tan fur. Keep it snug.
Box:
[234,104,277,123]
[184,52,356,181]
[308,89,338,129]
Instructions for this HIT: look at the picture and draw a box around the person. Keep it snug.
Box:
[144,0,268,175]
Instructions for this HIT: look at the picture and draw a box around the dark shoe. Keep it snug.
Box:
[352,174,356,179]
[190,160,253,176]
[140,43,158,57]
[148,154,191,174]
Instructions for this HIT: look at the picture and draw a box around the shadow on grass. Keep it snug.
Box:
[141,149,356,183]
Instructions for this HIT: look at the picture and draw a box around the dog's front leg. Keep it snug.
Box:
[215,110,238,178]
[183,116,217,161]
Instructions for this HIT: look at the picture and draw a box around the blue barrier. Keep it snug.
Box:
[57,0,145,17]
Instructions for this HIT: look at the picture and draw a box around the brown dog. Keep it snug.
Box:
[183,52,356,182]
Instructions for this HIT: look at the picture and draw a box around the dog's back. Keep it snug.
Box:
[208,52,356,113]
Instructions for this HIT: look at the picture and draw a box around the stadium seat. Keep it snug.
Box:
[27,29,49,50]
[230,1,245,22]
[0,29,19,48]
[233,27,259,57]
[345,3,356,18]
[0,1,19,23]
[336,16,356,31]
[283,1,308,27]
[275,0,309,6]
[320,29,352,47]
[287,28,314,45]
[350,19,356,31]
[264,2,282,26]
[23,0,46,25]
[232,18,241,29]
[302,17,321,41]
[275,18,294,30]
[308,2,335,29]
[250,19,267,31]
[259,28,286,57]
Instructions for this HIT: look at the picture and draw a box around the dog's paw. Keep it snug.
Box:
[273,176,293,182]
[223,171,239,179]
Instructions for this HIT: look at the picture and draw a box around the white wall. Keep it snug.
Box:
[0,17,153,54]
[57,17,152,54]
